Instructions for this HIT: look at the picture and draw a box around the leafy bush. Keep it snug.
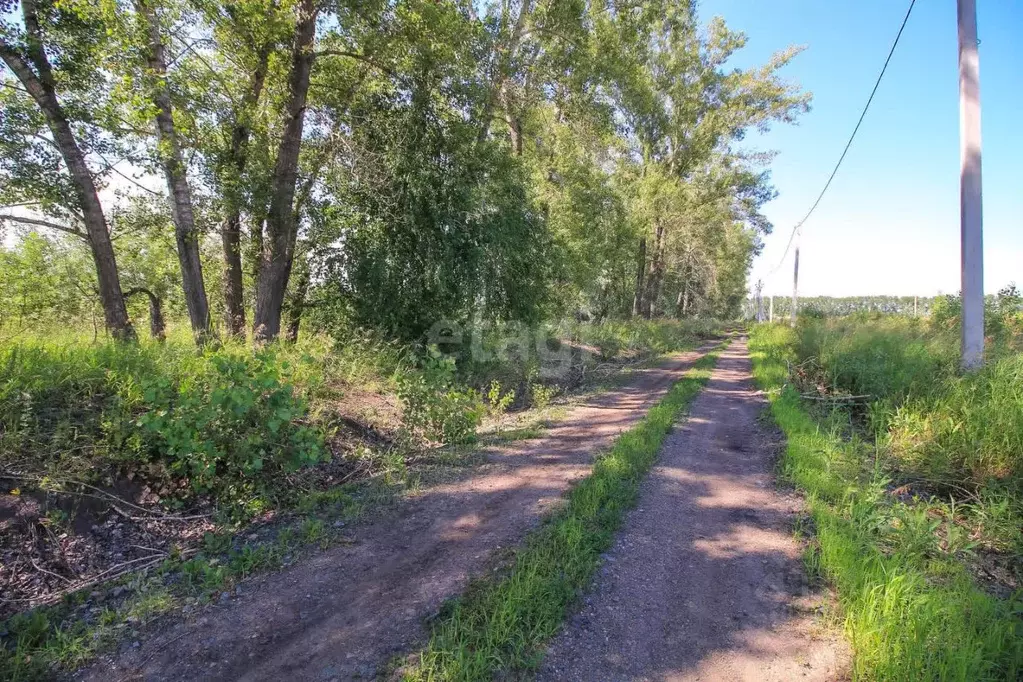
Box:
[0,337,324,500]
[132,352,323,493]
[484,380,515,418]
[397,351,484,444]
[528,382,558,409]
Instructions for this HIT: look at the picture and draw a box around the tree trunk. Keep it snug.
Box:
[253,0,318,343]
[506,112,523,156]
[125,288,166,341]
[284,268,310,343]
[642,221,665,319]
[476,0,532,144]
[631,237,646,318]
[221,45,272,340]
[222,213,246,338]
[140,0,213,345]
[0,5,135,341]
[498,84,523,155]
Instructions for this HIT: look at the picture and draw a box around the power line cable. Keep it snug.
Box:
[766,0,917,276]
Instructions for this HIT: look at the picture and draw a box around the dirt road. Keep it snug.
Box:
[80,345,714,682]
[538,338,848,682]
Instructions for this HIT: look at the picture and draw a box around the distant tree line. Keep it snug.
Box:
[746,287,1022,320]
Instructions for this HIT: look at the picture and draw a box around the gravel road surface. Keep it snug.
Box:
[538,338,848,682]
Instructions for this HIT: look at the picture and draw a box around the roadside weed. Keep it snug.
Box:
[750,324,1023,681]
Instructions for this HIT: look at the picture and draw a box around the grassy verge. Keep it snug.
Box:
[749,324,1023,681]
[0,408,567,682]
[401,344,724,681]
[1,328,716,681]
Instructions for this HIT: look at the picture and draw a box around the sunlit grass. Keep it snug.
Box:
[750,323,1023,681]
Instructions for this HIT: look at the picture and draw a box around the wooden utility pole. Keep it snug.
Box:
[958,0,984,370]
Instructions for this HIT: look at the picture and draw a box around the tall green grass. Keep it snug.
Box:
[796,316,1023,508]
[887,353,1023,486]
[751,324,1023,681]
[0,334,336,501]
[573,318,720,360]
[796,316,955,403]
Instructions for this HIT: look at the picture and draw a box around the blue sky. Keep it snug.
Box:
[699,0,1022,297]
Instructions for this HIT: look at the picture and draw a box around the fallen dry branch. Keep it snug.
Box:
[0,473,210,521]
[800,392,872,402]
[2,549,195,610]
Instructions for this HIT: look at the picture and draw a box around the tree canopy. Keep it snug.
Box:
[1,0,810,343]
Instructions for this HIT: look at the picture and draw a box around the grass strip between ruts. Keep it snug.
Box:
[403,343,725,681]
[748,324,1022,682]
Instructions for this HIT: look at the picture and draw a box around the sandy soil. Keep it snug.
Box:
[77,344,715,682]
[538,338,849,682]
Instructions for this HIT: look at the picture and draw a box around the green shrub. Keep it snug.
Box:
[0,338,324,500]
[484,380,515,418]
[397,350,484,444]
[132,352,323,493]
[528,382,558,409]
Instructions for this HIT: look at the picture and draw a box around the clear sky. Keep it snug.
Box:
[699,0,1022,297]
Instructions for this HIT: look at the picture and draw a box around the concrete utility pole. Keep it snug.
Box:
[958,0,984,371]
[769,295,774,322]
[790,231,800,328]
[755,279,764,322]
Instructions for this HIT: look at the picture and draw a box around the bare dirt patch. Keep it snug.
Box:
[538,338,850,682]
[76,344,716,681]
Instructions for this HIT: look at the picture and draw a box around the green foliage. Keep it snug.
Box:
[484,381,515,419]
[575,318,719,358]
[888,354,1023,489]
[397,350,485,445]
[4,0,808,345]
[794,315,1023,494]
[0,335,324,500]
[528,382,558,410]
[795,316,955,404]
[0,232,95,328]
[405,347,722,680]
[132,351,323,493]
[750,323,1023,681]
